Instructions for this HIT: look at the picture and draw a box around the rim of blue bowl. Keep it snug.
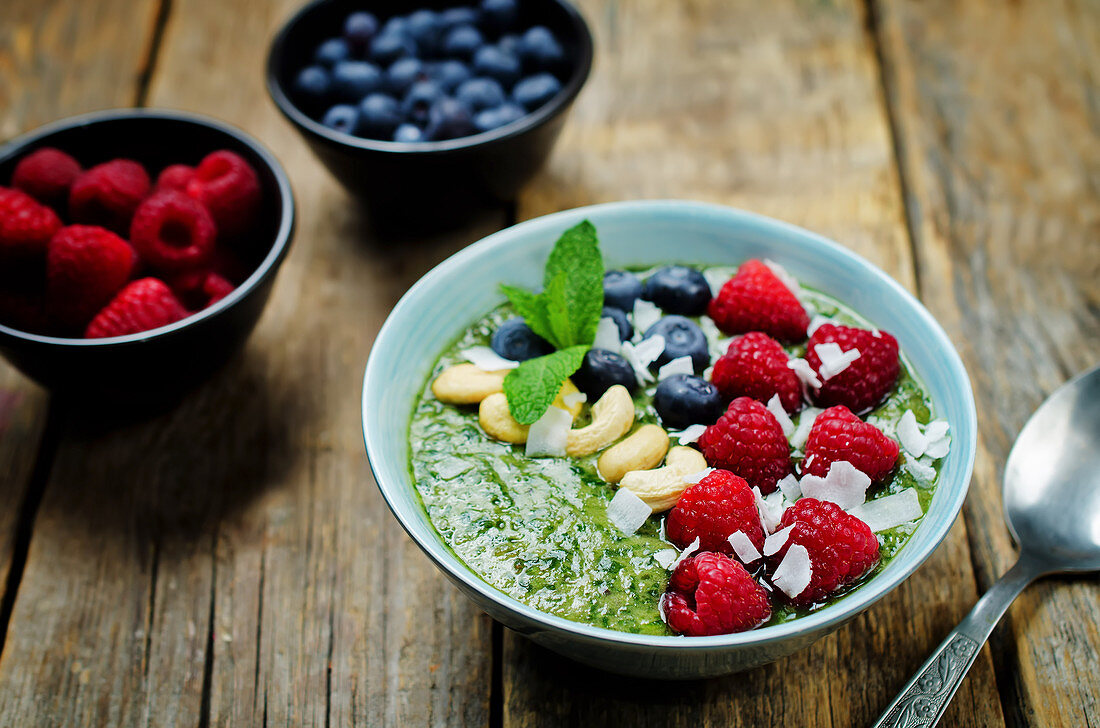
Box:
[266,0,594,154]
[0,108,296,346]
[363,199,977,650]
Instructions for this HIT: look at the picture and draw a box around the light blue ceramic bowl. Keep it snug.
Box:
[362,200,976,679]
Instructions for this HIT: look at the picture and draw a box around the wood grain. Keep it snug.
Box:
[873,0,1100,724]
[0,0,162,662]
[503,0,1003,726]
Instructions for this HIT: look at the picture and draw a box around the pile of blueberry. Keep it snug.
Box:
[491,265,724,429]
[291,0,569,142]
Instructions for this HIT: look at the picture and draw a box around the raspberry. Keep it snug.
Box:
[46,225,135,331]
[666,470,764,557]
[185,150,260,238]
[710,332,803,413]
[202,273,235,305]
[769,498,880,606]
[130,190,217,273]
[85,278,189,338]
[663,552,771,636]
[156,164,196,192]
[698,397,792,494]
[169,270,235,309]
[707,259,809,342]
[803,405,899,482]
[69,159,151,234]
[12,148,82,207]
[806,324,900,413]
[0,287,48,333]
[0,187,62,260]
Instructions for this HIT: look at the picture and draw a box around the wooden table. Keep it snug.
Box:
[1,0,1097,724]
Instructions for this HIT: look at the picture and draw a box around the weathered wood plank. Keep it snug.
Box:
[0,0,163,676]
[872,0,1100,724]
[503,1,1003,726]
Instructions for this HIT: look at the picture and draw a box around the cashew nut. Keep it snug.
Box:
[565,385,635,457]
[478,379,585,445]
[431,364,507,404]
[597,424,670,484]
[620,446,708,512]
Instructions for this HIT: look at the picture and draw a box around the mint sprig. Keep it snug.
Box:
[500,220,604,425]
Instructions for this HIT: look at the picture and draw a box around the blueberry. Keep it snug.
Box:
[381,16,408,36]
[387,57,428,96]
[356,93,402,138]
[480,0,518,31]
[426,97,476,140]
[314,38,351,67]
[519,26,565,70]
[601,306,633,341]
[473,45,521,88]
[498,33,521,56]
[331,60,383,100]
[456,77,506,111]
[432,60,472,92]
[490,318,553,361]
[512,73,562,110]
[402,80,445,126]
[572,349,637,400]
[641,265,712,316]
[393,123,425,143]
[643,316,709,372]
[602,270,642,311]
[292,65,331,105]
[321,104,359,135]
[472,102,525,132]
[439,6,480,31]
[343,12,379,51]
[442,25,484,60]
[653,375,723,430]
[405,9,441,51]
[370,32,416,66]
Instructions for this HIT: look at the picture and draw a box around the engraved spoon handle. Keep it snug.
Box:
[872,557,1039,728]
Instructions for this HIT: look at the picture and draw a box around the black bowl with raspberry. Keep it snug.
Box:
[0,109,295,402]
[265,0,593,229]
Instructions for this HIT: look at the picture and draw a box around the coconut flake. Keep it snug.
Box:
[807,315,832,336]
[897,410,927,458]
[771,543,812,599]
[902,458,937,483]
[461,346,519,371]
[753,486,783,534]
[777,474,802,502]
[789,407,822,450]
[925,436,951,459]
[814,343,861,380]
[848,488,923,532]
[763,523,795,556]
[631,299,663,336]
[787,357,823,391]
[658,355,695,381]
[728,531,763,564]
[669,537,701,571]
[925,420,950,442]
[763,259,801,298]
[562,391,587,409]
[683,467,714,484]
[798,460,871,510]
[766,394,794,436]
[703,268,734,297]
[653,549,678,569]
[525,406,573,457]
[621,335,665,385]
[607,487,653,534]
[671,424,707,444]
[593,317,623,354]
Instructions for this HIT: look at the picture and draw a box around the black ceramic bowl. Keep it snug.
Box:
[0,109,296,401]
[266,0,593,226]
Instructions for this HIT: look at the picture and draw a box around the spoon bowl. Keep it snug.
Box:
[1004,366,1100,571]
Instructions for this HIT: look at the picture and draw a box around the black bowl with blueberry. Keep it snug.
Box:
[266,0,593,227]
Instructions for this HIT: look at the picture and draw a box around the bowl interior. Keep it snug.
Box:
[267,0,593,151]
[0,109,294,343]
[363,200,977,650]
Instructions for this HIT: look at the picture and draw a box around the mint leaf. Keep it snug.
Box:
[503,345,588,424]
[542,270,572,350]
[500,283,555,345]
[543,220,604,347]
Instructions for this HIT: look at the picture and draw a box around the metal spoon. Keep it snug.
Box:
[874,365,1100,727]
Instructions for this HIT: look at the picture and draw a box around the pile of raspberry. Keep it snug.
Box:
[659,259,904,636]
[0,146,262,338]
